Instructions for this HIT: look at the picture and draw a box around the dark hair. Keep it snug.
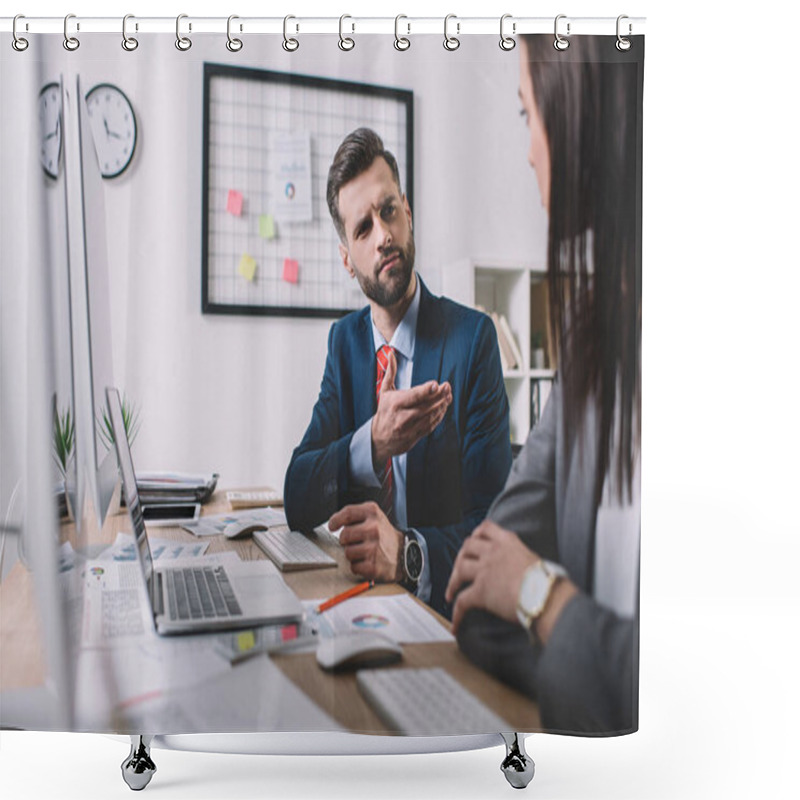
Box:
[326,128,403,241]
[522,35,641,504]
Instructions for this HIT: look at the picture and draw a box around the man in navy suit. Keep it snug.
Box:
[284,128,511,618]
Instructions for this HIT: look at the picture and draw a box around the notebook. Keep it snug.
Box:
[106,387,303,635]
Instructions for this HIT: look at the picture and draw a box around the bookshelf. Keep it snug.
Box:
[443,259,556,444]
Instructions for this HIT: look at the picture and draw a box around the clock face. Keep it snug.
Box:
[85,83,137,178]
[39,83,62,179]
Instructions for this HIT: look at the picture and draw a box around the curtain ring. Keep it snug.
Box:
[63,13,80,51]
[283,15,299,52]
[443,14,460,51]
[616,15,632,51]
[226,15,243,52]
[12,15,29,52]
[338,15,355,51]
[394,15,410,51]
[122,14,139,51]
[176,14,192,51]
[499,14,516,51]
[553,14,570,51]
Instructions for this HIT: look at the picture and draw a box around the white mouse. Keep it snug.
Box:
[223,521,269,539]
[316,631,403,672]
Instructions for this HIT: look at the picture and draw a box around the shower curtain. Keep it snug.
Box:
[0,20,644,741]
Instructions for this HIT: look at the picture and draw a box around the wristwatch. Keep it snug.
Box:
[516,559,567,639]
[399,532,424,593]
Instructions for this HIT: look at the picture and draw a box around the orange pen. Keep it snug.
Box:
[316,581,374,614]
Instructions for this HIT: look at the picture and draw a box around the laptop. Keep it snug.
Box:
[106,387,303,635]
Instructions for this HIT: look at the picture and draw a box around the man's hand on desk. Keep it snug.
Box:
[371,349,452,466]
[329,502,404,583]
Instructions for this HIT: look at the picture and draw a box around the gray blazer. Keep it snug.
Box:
[456,379,639,734]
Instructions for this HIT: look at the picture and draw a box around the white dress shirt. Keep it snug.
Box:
[347,278,432,602]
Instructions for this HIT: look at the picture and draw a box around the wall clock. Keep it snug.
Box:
[39,82,62,179]
[85,83,137,178]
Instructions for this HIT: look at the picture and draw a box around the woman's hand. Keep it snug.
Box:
[445,520,538,633]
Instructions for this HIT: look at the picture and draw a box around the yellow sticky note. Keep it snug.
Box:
[259,214,276,240]
[238,253,257,282]
[237,631,256,652]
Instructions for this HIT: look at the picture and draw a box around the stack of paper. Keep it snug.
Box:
[135,472,219,505]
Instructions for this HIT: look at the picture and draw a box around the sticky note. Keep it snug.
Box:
[259,214,276,240]
[226,189,243,216]
[237,631,256,652]
[238,253,257,282]
[282,258,299,284]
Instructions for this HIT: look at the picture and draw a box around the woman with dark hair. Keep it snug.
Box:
[445,35,642,734]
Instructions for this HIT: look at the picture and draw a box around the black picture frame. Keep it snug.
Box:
[201,62,414,318]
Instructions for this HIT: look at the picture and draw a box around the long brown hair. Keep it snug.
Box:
[523,34,642,503]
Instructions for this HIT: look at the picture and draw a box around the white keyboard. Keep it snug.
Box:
[357,667,511,736]
[226,489,283,509]
[252,527,337,572]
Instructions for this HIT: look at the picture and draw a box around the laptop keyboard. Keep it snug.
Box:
[165,566,243,621]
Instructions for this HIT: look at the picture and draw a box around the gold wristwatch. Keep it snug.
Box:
[516,559,567,638]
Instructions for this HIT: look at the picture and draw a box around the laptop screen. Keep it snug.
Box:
[106,387,155,603]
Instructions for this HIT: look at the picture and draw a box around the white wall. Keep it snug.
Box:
[8,33,545,491]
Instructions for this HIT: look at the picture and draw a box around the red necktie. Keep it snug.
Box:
[375,345,395,521]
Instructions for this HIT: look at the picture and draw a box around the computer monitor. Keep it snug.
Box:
[0,76,75,730]
[62,73,117,530]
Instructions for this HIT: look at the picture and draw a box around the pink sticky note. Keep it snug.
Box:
[226,189,243,216]
[282,258,299,284]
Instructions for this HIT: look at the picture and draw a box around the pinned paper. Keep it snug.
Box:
[282,258,299,284]
[237,631,256,652]
[238,253,257,282]
[259,214,276,240]
[226,189,244,216]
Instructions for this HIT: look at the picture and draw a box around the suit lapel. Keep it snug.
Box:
[353,308,377,427]
[407,280,446,521]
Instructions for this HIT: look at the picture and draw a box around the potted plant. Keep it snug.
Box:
[98,393,141,516]
[531,330,546,370]
[53,403,75,520]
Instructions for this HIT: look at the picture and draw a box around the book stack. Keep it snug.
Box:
[476,305,524,371]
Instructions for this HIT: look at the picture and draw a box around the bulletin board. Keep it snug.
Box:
[201,63,414,318]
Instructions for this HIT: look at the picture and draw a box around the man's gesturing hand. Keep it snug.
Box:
[371,349,452,467]
[329,502,405,583]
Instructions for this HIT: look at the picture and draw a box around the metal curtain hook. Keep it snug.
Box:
[554,14,570,51]
[339,14,355,51]
[176,14,192,51]
[227,15,243,52]
[616,15,632,51]
[122,14,139,51]
[443,14,460,51]
[12,14,29,51]
[283,15,299,52]
[394,15,410,51]
[499,14,516,51]
[63,13,80,51]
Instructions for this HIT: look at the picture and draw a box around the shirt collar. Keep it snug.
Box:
[370,274,420,361]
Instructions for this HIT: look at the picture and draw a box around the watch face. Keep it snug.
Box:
[85,83,137,178]
[405,539,424,582]
[39,83,62,179]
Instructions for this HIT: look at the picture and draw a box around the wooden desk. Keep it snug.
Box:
[0,490,540,733]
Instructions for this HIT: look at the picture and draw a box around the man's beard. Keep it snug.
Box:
[354,236,416,308]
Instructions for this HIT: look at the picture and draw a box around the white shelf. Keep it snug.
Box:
[443,258,553,444]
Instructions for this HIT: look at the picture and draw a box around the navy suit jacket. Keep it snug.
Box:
[284,279,512,617]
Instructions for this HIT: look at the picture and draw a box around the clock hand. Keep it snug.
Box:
[44,117,60,141]
[107,129,123,140]
[103,117,110,137]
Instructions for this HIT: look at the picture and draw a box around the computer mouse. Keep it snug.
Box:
[223,521,269,539]
[316,631,403,672]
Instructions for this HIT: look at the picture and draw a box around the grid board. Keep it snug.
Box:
[201,63,414,317]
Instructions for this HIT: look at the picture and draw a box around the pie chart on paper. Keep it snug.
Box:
[351,614,390,630]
